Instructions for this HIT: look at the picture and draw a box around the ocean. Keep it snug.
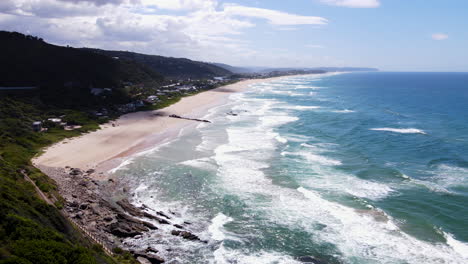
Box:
[112,72,468,263]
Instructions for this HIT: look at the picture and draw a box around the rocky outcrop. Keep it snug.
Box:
[297,256,328,264]
[36,165,201,263]
[171,230,205,243]
[134,252,165,264]
[117,199,170,224]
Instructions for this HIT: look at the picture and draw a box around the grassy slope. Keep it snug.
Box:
[0,98,114,264]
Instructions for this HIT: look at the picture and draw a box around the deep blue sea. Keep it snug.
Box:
[114,72,468,263]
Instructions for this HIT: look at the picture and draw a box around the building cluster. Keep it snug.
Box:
[33,76,235,132]
[32,117,82,132]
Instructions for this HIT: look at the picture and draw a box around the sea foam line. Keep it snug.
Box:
[370,128,427,134]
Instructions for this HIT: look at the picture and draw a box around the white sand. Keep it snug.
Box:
[33,77,287,172]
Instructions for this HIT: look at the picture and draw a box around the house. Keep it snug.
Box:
[146,95,159,102]
[32,121,42,132]
[47,118,62,123]
[161,83,180,89]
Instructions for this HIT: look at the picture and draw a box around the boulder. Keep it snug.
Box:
[70,168,82,176]
[171,230,201,241]
[297,256,327,264]
[134,252,165,264]
[156,211,171,219]
[145,247,158,254]
[117,199,170,224]
[109,225,142,238]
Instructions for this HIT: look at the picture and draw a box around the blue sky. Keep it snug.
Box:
[0,0,467,71]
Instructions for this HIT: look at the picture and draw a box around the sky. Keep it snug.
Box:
[0,0,467,71]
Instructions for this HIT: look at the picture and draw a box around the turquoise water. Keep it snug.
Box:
[114,72,468,263]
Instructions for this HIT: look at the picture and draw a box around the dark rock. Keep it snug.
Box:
[144,212,170,225]
[117,199,169,224]
[73,213,82,219]
[106,212,158,238]
[70,168,82,176]
[142,221,158,230]
[72,194,77,198]
[173,224,183,229]
[145,247,158,254]
[86,169,95,174]
[134,252,165,264]
[183,221,192,225]
[109,226,142,238]
[297,256,327,264]
[171,230,201,241]
[104,216,113,222]
[108,178,114,182]
[139,204,149,210]
[156,211,171,219]
[79,203,89,210]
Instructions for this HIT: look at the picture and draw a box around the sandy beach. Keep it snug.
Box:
[33,77,288,174]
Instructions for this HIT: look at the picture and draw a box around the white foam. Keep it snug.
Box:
[370,128,427,134]
[275,135,288,144]
[293,187,468,263]
[277,105,321,111]
[281,151,342,166]
[180,157,217,171]
[444,232,468,258]
[208,213,233,241]
[260,115,299,127]
[407,164,468,195]
[433,165,468,188]
[301,166,393,200]
[332,109,356,113]
[294,85,322,90]
[213,246,301,264]
[108,158,134,174]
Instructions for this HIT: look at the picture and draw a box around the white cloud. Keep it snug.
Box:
[139,0,216,11]
[0,0,329,67]
[320,0,380,8]
[224,4,327,25]
[57,0,129,6]
[431,33,448,40]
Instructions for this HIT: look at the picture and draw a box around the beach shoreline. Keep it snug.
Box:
[33,75,303,177]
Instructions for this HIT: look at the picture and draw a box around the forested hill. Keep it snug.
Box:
[84,49,232,79]
[0,31,163,88]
